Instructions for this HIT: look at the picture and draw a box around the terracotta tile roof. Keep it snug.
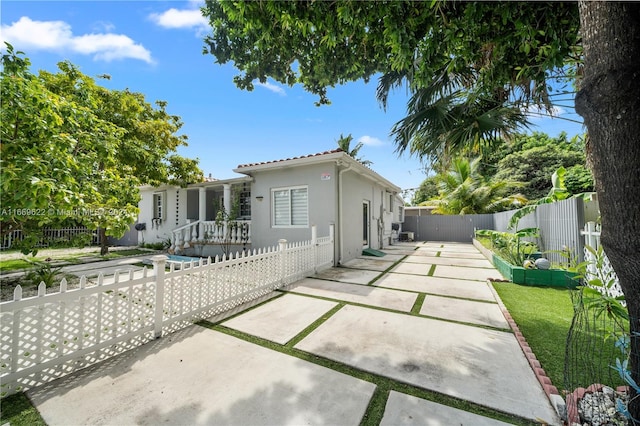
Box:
[236,148,344,168]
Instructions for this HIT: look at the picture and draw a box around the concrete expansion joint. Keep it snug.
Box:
[486,279,567,421]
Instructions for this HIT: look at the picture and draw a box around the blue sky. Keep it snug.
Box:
[1,1,585,196]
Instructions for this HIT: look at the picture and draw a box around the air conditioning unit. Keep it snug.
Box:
[399,232,414,242]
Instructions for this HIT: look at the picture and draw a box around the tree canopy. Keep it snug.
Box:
[202,1,640,416]
[1,45,203,254]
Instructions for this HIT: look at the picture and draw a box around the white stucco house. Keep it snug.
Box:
[134,149,405,265]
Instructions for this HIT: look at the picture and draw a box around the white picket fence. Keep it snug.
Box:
[0,225,334,397]
[581,221,623,302]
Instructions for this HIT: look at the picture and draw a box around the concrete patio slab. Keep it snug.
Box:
[373,273,496,302]
[380,391,512,426]
[405,255,494,269]
[313,267,381,284]
[28,325,376,426]
[398,255,435,264]
[390,262,433,276]
[381,249,418,255]
[288,278,417,312]
[401,250,439,257]
[432,265,502,281]
[420,295,509,329]
[222,294,339,344]
[359,253,406,262]
[421,243,481,253]
[435,251,487,259]
[342,258,396,271]
[295,305,558,423]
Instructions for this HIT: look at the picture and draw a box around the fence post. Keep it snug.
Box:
[152,255,168,339]
[311,225,318,273]
[278,239,287,286]
[585,221,598,249]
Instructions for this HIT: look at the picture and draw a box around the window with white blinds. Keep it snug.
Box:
[272,186,308,227]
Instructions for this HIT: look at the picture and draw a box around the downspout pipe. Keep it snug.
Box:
[337,160,351,265]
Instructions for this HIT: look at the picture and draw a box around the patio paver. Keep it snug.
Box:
[373,273,496,302]
[28,325,376,426]
[288,277,417,312]
[342,257,396,271]
[420,295,509,329]
[294,304,558,423]
[380,391,512,426]
[405,255,494,268]
[313,267,381,284]
[222,294,339,344]
[432,264,502,281]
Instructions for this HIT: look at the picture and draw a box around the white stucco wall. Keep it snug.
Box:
[137,185,184,246]
[248,162,339,250]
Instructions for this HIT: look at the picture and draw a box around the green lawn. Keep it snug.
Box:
[0,259,32,272]
[493,284,573,389]
[493,283,626,391]
[0,393,46,426]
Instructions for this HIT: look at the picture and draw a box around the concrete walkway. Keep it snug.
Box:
[26,242,561,425]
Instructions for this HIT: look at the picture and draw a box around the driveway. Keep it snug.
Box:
[27,242,561,425]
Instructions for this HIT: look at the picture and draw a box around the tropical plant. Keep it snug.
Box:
[336,133,372,166]
[476,227,539,267]
[573,245,634,421]
[508,167,572,230]
[25,260,62,288]
[422,157,527,215]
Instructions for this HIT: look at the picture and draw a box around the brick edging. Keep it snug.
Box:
[486,279,565,418]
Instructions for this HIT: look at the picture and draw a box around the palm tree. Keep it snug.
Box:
[336,133,372,166]
[423,157,527,214]
[377,68,531,170]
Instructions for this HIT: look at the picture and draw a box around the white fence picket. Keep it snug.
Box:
[581,221,623,303]
[0,225,334,397]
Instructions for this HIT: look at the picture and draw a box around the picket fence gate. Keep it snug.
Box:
[0,225,334,397]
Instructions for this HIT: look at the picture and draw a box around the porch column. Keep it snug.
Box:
[223,184,231,215]
[222,184,231,240]
[199,187,206,241]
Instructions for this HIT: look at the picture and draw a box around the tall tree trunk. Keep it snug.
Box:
[575,2,640,422]
[99,228,109,256]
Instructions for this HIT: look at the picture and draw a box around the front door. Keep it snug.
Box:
[362,200,370,248]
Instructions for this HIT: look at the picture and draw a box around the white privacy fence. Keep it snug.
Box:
[581,221,623,302]
[0,225,334,397]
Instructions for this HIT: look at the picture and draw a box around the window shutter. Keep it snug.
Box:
[273,190,290,226]
[291,188,308,226]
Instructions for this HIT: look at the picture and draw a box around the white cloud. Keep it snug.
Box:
[0,16,153,63]
[149,8,209,30]
[255,81,286,96]
[525,104,567,120]
[358,135,384,146]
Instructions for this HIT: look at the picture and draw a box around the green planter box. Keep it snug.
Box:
[492,254,579,288]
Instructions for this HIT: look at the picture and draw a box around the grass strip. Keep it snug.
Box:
[367,256,407,285]
[435,251,441,257]
[285,303,344,347]
[410,293,426,315]
[200,322,536,425]
[359,386,390,426]
[0,393,46,426]
[427,264,436,276]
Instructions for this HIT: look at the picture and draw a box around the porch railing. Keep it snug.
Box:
[170,220,251,252]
